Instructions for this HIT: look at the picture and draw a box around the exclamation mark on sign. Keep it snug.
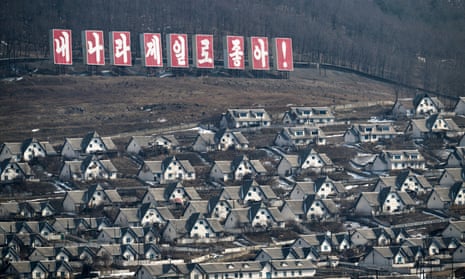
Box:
[282,41,288,68]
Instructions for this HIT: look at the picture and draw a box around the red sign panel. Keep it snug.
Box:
[249,36,269,70]
[224,36,245,70]
[193,34,214,69]
[83,30,105,65]
[273,38,294,71]
[51,29,72,65]
[110,31,132,66]
[167,34,189,68]
[141,33,163,67]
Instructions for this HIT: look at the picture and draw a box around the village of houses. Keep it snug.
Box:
[2,93,465,278]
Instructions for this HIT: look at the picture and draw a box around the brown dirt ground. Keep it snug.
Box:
[0,67,406,144]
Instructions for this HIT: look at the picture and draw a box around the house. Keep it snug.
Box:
[449,182,465,205]
[207,197,236,222]
[152,135,179,151]
[126,135,153,155]
[62,184,122,212]
[192,129,250,152]
[313,176,345,198]
[373,170,432,193]
[282,106,335,125]
[354,188,416,216]
[452,242,465,262]
[371,149,426,172]
[442,220,465,240]
[223,203,285,232]
[61,131,117,159]
[333,233,352,251]
[426,187,452,209]
[138,203,173,227]
[360,246,419,271]
[0,159,34,182]
[402,236,460,257]
[276,154,300,177]
[185,212,224,239]
[281,196,338,222]
[97,227,122,244]
[5,260,73,279]
[274,126,326,149]
[140,184,201,205]
[161,219,188,243]
[126,134,179,155]
[2,246,20,262]
[163,182,202,205]
[20,138,58,162]
[137,156,196,184]
[28,246,72,262]
[217,186,241,202]
[190,261,265,279]
[209,155,267,182]
[351,227,394,247]
[0,142,23,162]
[0,201,19,218]
[182,200,210,219]
[192,131,217,153]
[113,208,140,227]
[19,201,57,218]
[344,122,399,144]
[291,234,333,254]
[277,149,335,177]
[161,213,225,243]
[216,129,250,151]
[239,179,278,205]
[445,147,465,168]
[59,155,118,181]
[413,93,444,116]
[438,167,464,187]
[299,149,335,174]
[135,263,189,279]
[289,181,314,200]
[405,114,461,139]
[220,108,272,129]
[280,200,306,222]
[120,227,145,244]
[255,247,299,262]
[264,259,317,278]
[303,194,339,221]
[454,96,465,115]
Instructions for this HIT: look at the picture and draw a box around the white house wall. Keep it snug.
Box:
[23,142,47,162]
[85,138,106,153]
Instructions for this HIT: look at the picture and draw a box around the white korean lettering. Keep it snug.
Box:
[54,31,71,63]
[253,38,268,67]
[229,39,243,67]
[146,35,161,64]
[87,32,103,63]
[198,38,212,65]
[172,35,186,65]
[281,40,288,68]
[115,33,130,63]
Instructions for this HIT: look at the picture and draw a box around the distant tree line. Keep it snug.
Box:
[1,0,464,96]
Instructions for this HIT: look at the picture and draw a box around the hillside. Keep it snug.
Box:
[0,67,404,143]
[1,0,465,96]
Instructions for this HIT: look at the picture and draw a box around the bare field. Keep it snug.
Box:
[0,68,403,143]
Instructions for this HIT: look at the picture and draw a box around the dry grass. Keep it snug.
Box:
[0,67,402,144]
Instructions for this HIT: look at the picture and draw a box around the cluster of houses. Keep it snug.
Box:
[1,94,465,278]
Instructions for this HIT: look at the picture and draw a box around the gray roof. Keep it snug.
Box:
[270,259,316,271]
[197,261,264,273]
